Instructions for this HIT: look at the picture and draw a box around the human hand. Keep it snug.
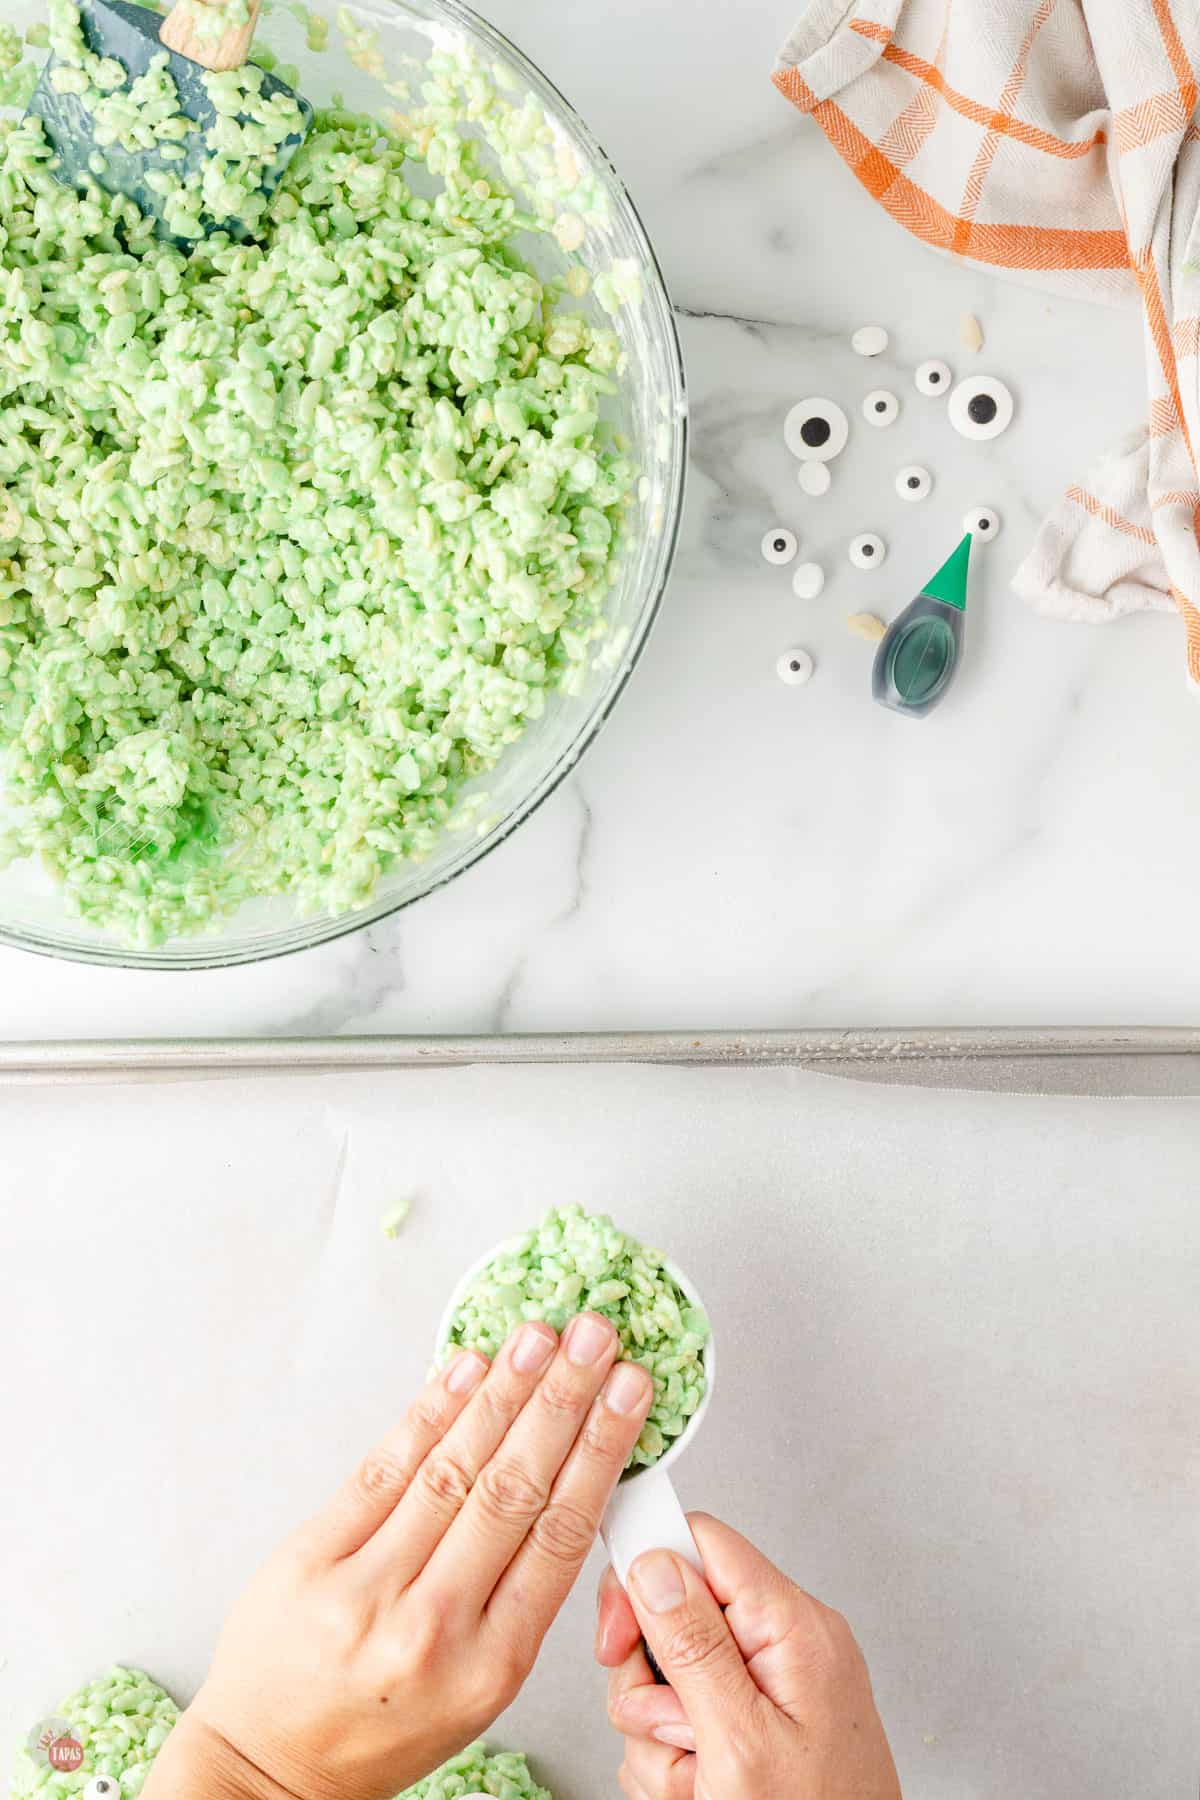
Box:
[596,1513,901,1799]
[144,1314,653,1800]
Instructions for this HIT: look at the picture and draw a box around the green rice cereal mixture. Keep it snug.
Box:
[10,1678,545,1800]
[444,1204,709,1469]
[11,1666,179,1797]
[396,1742,552,1800]
[0,4,634,944]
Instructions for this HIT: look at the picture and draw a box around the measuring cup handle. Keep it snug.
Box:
[601,1468,702,1591]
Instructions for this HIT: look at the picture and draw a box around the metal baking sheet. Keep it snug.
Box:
[1,1027,1200,1093]
[4,1051,1199,1800]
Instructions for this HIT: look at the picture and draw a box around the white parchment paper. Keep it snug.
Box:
[2,1066,1197,1799]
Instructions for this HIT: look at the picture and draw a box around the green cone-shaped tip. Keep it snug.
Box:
[920,532,972,612]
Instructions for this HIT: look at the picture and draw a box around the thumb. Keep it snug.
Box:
[627,1549,759,1737]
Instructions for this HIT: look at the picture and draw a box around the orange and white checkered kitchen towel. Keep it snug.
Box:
[773,0,1200,684]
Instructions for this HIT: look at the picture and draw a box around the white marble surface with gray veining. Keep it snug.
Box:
[1,0,1192,1039]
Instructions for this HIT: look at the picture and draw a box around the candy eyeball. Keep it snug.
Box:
[849,532,887,569]
[797,461,832,497]
[896,465,932,501]
[915,359,951,396]
[852,324,889,357]
[964,505,1001,539]
[863,389,899,428]
[791,561,825,600]
[784,398,849,463]
[948,375,1013,440]
[776,646,814,685]
[761,527,798,566]
[85,1781,121,1800]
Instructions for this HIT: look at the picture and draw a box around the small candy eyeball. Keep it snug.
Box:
[85,1780,121,1800]
[797,461,832,497]
[776,646,814,685]
[948,375,1013,440]
[784,397,849,463]
[862,389,899,428]
[896,465,932,501]
[915,359,951,396]
[761,527,798,566]
[964,505,1001,539]
[852,324,889,357]
[791,561,825,600]
[849,532,887,569]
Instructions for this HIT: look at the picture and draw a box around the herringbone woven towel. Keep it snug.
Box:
[774,0,1200,683]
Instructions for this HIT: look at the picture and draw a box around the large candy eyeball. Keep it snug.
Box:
[783,398,848,463]
[797,462,831,497]
[948,376,1013,440]
[914,359,951,396]
[895,465,932,502]
[963,505,1001,540]
[776,646,814,685]
[862,389,899,428]
[849,532,887,570]
[761,527,798,566]
[852,324,889,357]
[791,561,825,600]
[85,1781,121,1799]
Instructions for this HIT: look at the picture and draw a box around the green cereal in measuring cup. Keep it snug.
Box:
[443,1204,709,1469]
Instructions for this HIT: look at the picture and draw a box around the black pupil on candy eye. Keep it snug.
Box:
[790,661,801,671]
[800,417,831,448]
[863,544,874,556]
[908,476,919,488]
[929,371,941,384]
[968,393,997,424]
[875,400,886,412]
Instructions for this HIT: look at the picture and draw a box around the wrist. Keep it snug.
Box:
[143,1709,306,1800]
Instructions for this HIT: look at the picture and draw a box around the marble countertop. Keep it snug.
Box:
[1,0,1192,1040]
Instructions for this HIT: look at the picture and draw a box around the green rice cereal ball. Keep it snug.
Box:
[395,1742,553,1800]
[11,1666,179,1797]
[444,1204,709,1469]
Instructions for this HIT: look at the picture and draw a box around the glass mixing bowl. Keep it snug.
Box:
[0,0,686,968]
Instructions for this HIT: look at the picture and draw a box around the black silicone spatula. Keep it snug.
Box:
[26,0,312,241]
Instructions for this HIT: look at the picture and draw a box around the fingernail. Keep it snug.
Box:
[630,1550,686,1615]
[566,1312,614,1367]
[446,1351,488,1395]
[653,1723,697,1752]
[602,1363,650,1416]
[511,1323,556,1373]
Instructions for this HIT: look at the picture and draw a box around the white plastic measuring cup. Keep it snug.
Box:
[433,1238,714,1594]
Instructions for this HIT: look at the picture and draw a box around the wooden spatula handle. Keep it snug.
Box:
[159,0,263,72]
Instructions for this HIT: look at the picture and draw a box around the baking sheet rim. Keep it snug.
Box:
[1,1028,1199,1093]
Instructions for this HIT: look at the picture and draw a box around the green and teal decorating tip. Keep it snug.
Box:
[872,531,972,718]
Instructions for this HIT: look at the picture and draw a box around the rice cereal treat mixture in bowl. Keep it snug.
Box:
[0,0,686,966]
[442,1203,711,1470]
